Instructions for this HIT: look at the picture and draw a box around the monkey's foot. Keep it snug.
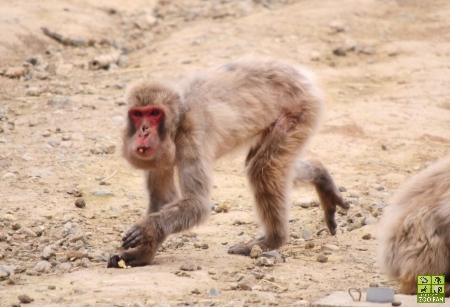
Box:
[228,239,272,256]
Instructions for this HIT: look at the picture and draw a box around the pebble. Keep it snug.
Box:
[209,288,220,297]
[33,260,52,273]
[47,96,72,106]
[348,191,360,198]
[392,300,402,306]
[2,172,16,179]
[41,245,57,260]
[0,268,9,280]
[31,168,53,177]
[317,255,328,263]
[92,190,113,196]
[310,51,320,61]
[305,242,315,249]
[256,257,274,267]
[21,227,37,237]
[363,216,378,225]
[293,300,309,306]
[302,229,313,241]
[338,186,347,192]
[362,233,372,240]
[18,294,34,303]
[180,262,197,271]
[75,198,86,208]
[261,251,282,263]
[238,274,256,290]
[71,36,86,47]
[12,222,22,230]
[322,244,339,251]
[250,245,262,258]
[26,87,41,96]
[133,300,146,307]
[57,263,72,272]
[333,46,346,56]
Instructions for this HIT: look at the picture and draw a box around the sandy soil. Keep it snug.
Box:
[0,0,449,306]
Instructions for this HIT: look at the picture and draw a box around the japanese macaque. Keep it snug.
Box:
[378,156,450,295]
[107,56,348,268]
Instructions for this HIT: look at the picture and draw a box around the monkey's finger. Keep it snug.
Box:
[338,200,350,209]
[107,254,121,268]
[325,216,337,235]
[122,234,144,249]
[123,225,140,239]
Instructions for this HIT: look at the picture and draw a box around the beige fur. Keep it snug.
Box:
[378,155,450,295]
[108,56,348,267]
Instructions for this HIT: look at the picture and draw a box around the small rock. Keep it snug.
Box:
[41,245,57,260]
[261,251,282,263]
[392,300,402,306]
[118,56,129,68]
[329,21,346,33]
[369,282,378,287]
[209,288,220,297]
[92,190,113,196]
[48,285,56,290]
[18,294,34,304]
[256,257,274,267]
[180,262,197,271]
[238,274,256,290]
[302,229,313,241]
[322,244,339,251]
[362,233,372,240]
[363,216,378,225]
[250,245,262,259]
[338,186,347,192]
[208,268,217,275]
[47,96,71,106]
[293,300,309,306]
[333,46,346,56]
[57,263,72,272]
[33,260,52,273]
[0,268,10,280]
[26,87,41,97]
[310,51,320,61]
[21,227,37,237]
[71,36,86,47]
[305,242,315,249]
[75,198,86,208]
[348,191,360,198]
[12,223,22,230]
[317,254,328,263]
[2,172,16,180]
[133,300,146,307]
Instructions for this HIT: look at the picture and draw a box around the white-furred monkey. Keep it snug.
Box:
[378,156,450,295]
[107,56,348,268]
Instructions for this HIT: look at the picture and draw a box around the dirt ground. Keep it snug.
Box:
[0,0,449,306]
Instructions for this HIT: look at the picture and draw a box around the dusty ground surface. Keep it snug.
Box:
[1,0,449,306]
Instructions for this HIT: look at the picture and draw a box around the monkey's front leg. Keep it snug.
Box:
[107,196,211,268]
[107,215,166,268]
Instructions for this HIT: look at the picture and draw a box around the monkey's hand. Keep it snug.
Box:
[122,225,145,249]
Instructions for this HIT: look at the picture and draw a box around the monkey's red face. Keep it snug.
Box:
[128,106,165,158]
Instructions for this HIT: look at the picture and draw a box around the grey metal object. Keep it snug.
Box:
[366,287,395,303]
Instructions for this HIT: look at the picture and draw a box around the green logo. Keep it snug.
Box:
[417,275,445,304]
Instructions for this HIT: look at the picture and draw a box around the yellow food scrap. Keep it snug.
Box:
[118,259,127,268]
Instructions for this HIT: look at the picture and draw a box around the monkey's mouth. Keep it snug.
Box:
[136,146,154,156]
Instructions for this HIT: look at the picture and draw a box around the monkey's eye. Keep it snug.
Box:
[150,109,160,116]
[134,111,143,117]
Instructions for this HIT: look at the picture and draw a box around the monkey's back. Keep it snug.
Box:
[378,155,450,284]
[179,56,324,159]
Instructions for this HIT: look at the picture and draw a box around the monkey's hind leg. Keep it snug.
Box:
[229,115,306,256]
[293,159,349,235]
